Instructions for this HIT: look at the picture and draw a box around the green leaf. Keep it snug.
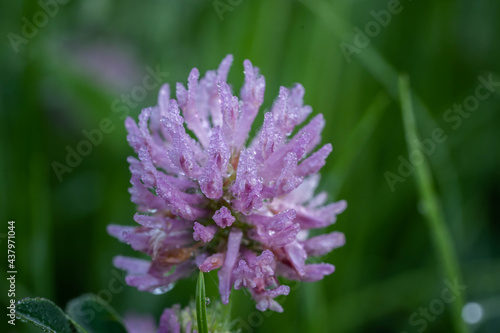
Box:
[196,271,208,333]
[399,75,468,333]
[66,294,127,333]
[16,297,86,333]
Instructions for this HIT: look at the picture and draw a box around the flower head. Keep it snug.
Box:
[108,55,347,312]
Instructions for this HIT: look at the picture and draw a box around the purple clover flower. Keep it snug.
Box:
[108,55,347,312]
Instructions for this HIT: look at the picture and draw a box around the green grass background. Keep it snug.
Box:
[1,0,499,332]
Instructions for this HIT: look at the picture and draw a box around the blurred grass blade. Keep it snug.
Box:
[196,271,208,333]
[330,259,500,332]
[301,0,465,235]
[328,92,390,196]
[16,297,87,333]
[398,75,467,333]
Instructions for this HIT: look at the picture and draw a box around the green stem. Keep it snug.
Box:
[196,271,209,333]
[399,75,467,333]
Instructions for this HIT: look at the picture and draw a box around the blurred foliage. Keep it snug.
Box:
[1,0,499,332]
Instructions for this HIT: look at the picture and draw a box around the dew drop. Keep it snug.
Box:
[268,230,275,236]
[152,283,175,295]
[462,302,483,324]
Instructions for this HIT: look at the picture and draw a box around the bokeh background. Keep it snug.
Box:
[1,0,499,332]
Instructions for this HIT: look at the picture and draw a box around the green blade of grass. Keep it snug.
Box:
[329,259,500,332]
[300,0,465,244]
[399,75,467,333]
[196,271,208,333]
[327,92,390,197]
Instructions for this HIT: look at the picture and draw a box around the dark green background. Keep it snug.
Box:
[1,0,499,332]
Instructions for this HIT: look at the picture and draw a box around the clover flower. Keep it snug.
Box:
[108,55,347,313]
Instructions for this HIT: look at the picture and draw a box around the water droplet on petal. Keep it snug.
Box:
[152,283,175,295]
